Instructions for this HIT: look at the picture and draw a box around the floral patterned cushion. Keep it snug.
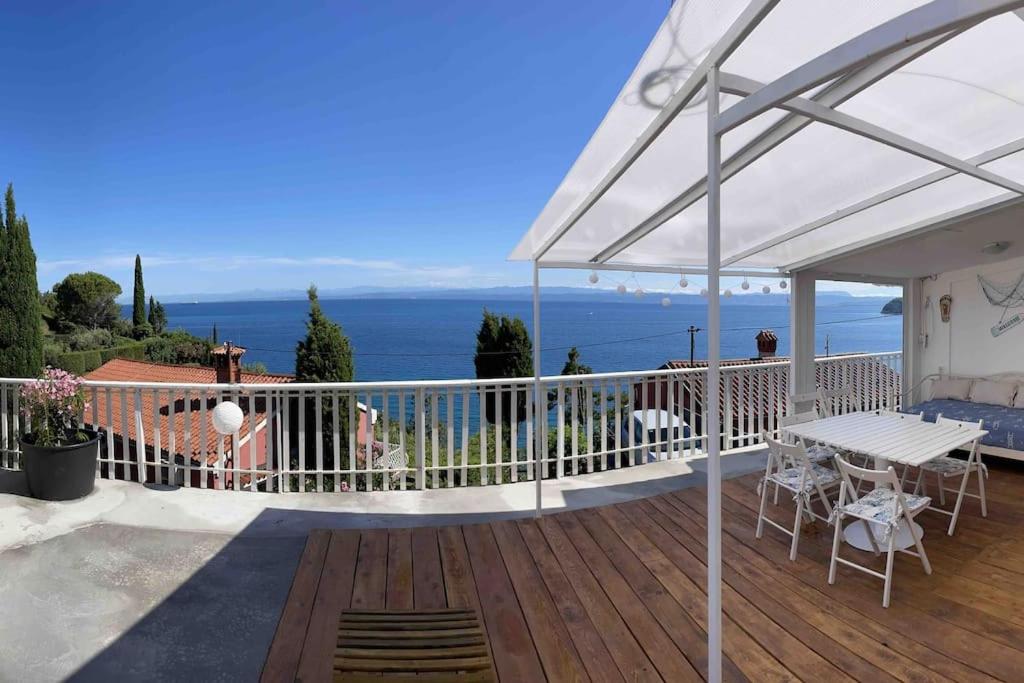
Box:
[919,456,970,475]
[840,487,930,526]
[806,443,838,462]
[767,463,840,492]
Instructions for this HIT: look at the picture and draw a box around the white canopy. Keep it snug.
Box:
[511,1,1024,273]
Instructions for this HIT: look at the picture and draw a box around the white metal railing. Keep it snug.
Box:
[0,351,902,493]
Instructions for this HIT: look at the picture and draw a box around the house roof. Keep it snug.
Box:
[84,359,292,465]
[511,2,1024,273]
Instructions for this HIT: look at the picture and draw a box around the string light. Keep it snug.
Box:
[724,289,733,298]
[700,288,708,297]
[588,271,599,284]
[616,283,627,294]
[678,276,688,288]
[741,278,750,290]
[661,296,671,307]
[762,285,771,294]
[780,280,788,290]
[634,287,645,298]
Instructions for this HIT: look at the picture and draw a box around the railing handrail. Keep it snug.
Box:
[0,350,902,391]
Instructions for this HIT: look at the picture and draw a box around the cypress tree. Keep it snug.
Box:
[132,254,145,328]
[473,309,532,425]
[148,295,156,329]
[211,323,218,344]
[0,184,43,377]
[295,285,354,382]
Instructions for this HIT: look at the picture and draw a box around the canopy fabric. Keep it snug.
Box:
[511,1,1024,273]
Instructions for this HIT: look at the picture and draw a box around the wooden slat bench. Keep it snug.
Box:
[335,608,497,682]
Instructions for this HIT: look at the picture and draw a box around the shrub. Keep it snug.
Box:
[68,328,113,351]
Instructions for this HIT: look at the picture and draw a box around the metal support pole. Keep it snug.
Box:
[533,262,543,517]
[706,65,723,683]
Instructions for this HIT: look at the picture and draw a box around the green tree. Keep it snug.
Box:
[132,254,145,329]
[549,346,593,424]
[147,296,167,333]
[0,184,44,377]
[211,323,218,344]
[473,309,532,425]
[295,285,354,382]
[53,272,123,329]
[294,285,354,491]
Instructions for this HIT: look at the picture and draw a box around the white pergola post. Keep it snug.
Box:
[902,277,923,406]
[705,65,723,683]
[790,271,817,411]
[533,262,543,517]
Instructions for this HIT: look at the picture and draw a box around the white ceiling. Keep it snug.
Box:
[811,198,1024,280]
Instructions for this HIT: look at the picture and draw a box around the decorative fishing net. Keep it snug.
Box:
[979,272,1024,321]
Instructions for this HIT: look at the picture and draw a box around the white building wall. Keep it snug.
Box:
[919,253,1024,381]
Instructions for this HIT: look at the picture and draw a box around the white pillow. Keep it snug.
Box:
[931,378,973,401]
[970,380,1017,407]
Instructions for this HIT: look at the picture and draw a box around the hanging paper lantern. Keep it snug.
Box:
[741,279,750,290]
[616,283,627,294]
[661,296,671,307]
[724,289,733,298]
[762,285,771,294]
[678,277,688,288]
[212,401,244,435]
[780,280,788,289]
[588,271,599,284]
[700,288,708,297]
[634,287,645,298]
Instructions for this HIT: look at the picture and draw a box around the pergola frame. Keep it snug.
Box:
[526,2,1024,681]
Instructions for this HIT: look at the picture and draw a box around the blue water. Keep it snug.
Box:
[150,298,902,380]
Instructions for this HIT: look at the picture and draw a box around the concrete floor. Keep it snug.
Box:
[0,451,766,682]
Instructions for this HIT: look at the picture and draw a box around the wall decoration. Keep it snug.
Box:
[978,271,1024,338]
[939,294,952,323]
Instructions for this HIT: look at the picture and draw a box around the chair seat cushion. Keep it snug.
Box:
[919,455,970,475]
[767,463,839,492]
[841,487,930,525]
[806,444,838,462]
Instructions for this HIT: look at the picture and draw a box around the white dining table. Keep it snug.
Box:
[781,410,987,551]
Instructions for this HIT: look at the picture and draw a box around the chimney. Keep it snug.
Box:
[755,329,778,359]
[212,342,245,383]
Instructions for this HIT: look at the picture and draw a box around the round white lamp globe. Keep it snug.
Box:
[724,289,733,298]
[678,277,688,289]
[616,283,627,295]
[762,285,771,294]
[779,280,788,290]
[661,296,671,307]
[741,279,750,290]
[212,401,244,435]
[700,288,708,297]
[588,271,599,284]
[634,287,645,298]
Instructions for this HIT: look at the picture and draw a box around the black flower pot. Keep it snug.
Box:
[20,429,101,501]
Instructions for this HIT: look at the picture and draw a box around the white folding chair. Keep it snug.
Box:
[756,434,840,561]
[817,385,857,417]
[828,455,931,608]
[913,415,987,536]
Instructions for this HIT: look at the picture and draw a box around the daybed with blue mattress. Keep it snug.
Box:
[905,375,1024,461]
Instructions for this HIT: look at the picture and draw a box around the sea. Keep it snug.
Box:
[149,297,903,381]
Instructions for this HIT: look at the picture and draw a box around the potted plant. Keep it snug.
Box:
[19,368,101,500]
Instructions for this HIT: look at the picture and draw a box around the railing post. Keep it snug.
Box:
[414,387,426,490]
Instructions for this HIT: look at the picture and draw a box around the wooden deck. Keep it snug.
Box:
[262,463,1024,682]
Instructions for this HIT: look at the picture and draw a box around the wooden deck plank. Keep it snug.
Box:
[462,523,547,683]
[680,483,1022,681]
[552,513,702,682]
[261,529,331,682]
[265,463,1024,683]
[489,520,590,683]
[295,530,361,683]
[386,528,414,610]
[534,516,662,682]
[631,498,935,683]
[716,477,1024,672]
[351,528,388,610]
[515,519,626,683]
[412,526,447,610]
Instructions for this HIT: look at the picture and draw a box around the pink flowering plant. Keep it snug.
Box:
[20,368,90,448]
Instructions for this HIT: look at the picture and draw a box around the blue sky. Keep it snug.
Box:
[3,1,894,298]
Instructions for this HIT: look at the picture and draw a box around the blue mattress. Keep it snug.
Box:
[905,399,1024,451]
